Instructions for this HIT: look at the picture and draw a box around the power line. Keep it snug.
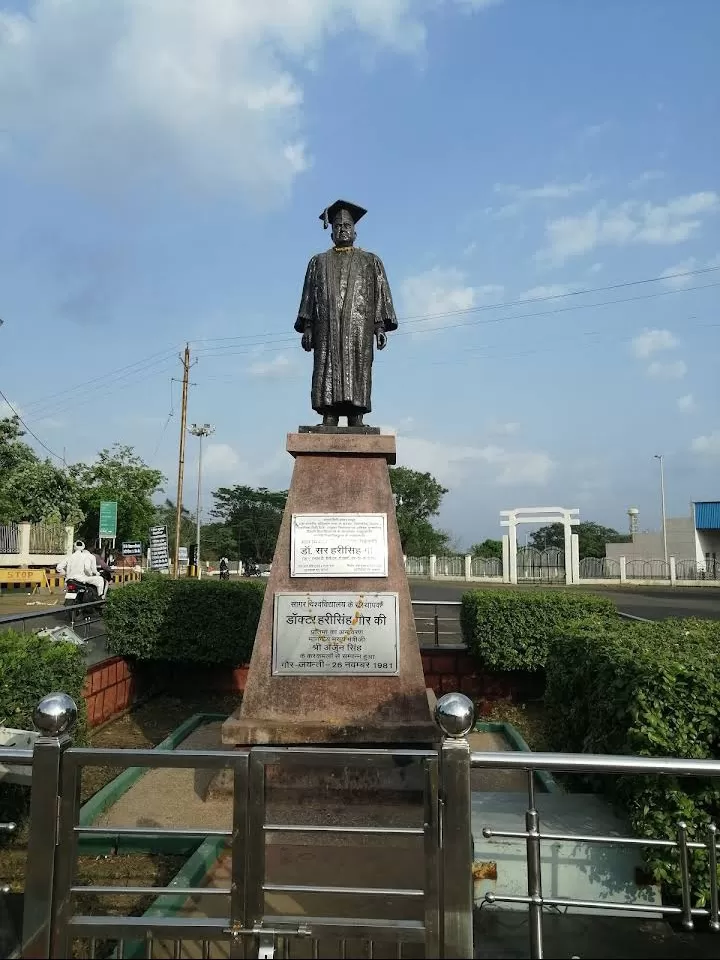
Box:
[0,387,64,462]
[190,264,720,347]
[191,281,720,362]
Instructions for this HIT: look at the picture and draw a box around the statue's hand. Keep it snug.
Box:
[375,326,387,350]
[301,327,313,351]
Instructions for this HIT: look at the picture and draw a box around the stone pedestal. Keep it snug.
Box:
[222,432,437,746]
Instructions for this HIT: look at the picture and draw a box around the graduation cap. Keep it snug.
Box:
[320,199,367,230]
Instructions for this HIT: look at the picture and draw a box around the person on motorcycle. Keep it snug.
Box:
[93,550,113,598]
[219,556,230,580]
[56,540,106,600]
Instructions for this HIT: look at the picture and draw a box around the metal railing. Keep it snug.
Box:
[0,523,19,554]
[3,692,720,957]
[472,750,720,958]
[411,599,463,647]
[4,694,475,959]
[0,599,106,648]
[28,524,67,555]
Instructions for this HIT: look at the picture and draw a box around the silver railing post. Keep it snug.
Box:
[21,693,78,960]
[525,770,544,959]
[435,692,476,959]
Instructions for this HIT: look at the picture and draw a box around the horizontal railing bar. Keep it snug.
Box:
[410,600,462,606]
[485,893,709,917]
[0,599,106,624]
[263,883,424,898]
[0,749,33,764]
[67,748,236,769]
[489,828,710,851]
[471,750,720,777]
[75,826,232,838]
[263,824,424,836]
[256,746,435,761]
[68,916,230,937]
[268,915,426,942]
[70,885,230,896]
[482,828,690,849]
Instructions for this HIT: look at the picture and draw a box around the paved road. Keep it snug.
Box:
[410,579,720,621]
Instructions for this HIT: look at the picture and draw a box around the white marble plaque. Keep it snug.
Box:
[272,592,399,676]
[291,513,388,578]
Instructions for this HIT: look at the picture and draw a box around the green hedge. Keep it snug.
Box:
[460,589,616,671]
[0,629,88,824]
[105,577,265,664]
[545,616,720,904]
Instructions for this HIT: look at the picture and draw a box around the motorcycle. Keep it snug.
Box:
[219,568,230,581]
[63,570,112,609]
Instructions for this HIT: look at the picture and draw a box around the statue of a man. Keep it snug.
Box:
[295,200,397,427]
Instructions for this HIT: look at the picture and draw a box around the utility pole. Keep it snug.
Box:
[654,454,669,568]
[173,344,191,578]
[189,423,215,579]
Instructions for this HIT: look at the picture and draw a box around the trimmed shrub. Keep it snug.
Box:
[0,629,88,823]
[105,577,265,664]
[460,589,616,672]
[545,616,720,903]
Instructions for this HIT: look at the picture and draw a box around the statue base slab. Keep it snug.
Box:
[222,431,437,747]
[298,424,380,435]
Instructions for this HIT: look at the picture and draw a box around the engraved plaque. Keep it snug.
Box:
[272,592,399,676]
[291,513,388,577]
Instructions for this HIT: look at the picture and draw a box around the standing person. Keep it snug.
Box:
[295,200,397,427]
[56,540,105,600]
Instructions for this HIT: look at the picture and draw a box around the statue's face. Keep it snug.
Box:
[331,210,356,247]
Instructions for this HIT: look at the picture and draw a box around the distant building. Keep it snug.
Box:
[605,501,720,571]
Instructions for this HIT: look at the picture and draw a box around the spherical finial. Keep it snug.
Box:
[434,692,476,738]
[32,693,78,737]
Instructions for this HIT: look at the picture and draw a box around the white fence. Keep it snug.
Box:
[405,553,719,585]
[29,523,67,555]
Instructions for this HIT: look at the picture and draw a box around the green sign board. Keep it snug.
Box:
[99,500,118,539]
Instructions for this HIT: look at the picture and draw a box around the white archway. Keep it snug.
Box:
[500,507,580,585]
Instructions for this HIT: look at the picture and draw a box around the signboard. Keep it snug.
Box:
[178,547,189,563]
[149,525,170,570]
[99,500,118,539]
[290,513,388,578]
[272,592,399,676]
[121,542,142,557]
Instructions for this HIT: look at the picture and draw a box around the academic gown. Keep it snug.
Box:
[295,247,397,414]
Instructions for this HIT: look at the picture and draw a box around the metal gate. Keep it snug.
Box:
[19,727,473,959]
[516,546,565,582]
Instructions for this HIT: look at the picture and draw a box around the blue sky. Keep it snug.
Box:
[1,0,719,547]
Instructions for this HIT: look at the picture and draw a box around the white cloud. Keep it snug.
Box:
[486,419,520,436]
[0,0,497,197]
[247,353,294,378]
[518,283,578,301]
[662,253,720,287]
[677,394,696,413]
[536,192,720,265]
[629,169,664,188]
[392,431,554,488]
[400,267,502,331]
[647,359,687,380]
[691,432,720,456]
[202,441,287,487]
[492,176,598,217]
[631,328,679,359]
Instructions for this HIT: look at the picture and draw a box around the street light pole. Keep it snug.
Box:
[654,454,668,568]
[189,424,215,579]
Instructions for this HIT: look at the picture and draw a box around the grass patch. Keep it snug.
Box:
[481,701,549,752]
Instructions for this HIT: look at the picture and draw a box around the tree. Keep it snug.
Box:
[210,486,288,565]
[0,416,83,525]
[389,467,448,554]
[470,539,503,559]
[529,521,631,559]
[199,521,238,562]
[71,445,164,546]
[402,520,453,557]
